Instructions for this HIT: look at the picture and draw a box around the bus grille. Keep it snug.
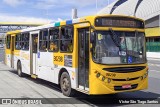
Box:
[114,84,138,91]
[103,66,145,73]
[112,77,139,81]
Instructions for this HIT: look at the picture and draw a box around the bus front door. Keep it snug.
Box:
[30,33,38,75]
[11,36,15,68]
[78,28,89,91]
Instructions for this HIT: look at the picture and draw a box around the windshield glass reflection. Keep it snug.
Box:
[92,31,146,64]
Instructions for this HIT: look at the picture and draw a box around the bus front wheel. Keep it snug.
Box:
[60,72,75,97]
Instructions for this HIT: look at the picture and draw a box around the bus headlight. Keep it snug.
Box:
[143,71,148,79]
[146,70,149,75]
[140,76,143,80]
[102,76,106,81]
[108,78,111,83]
[96,73,101,78]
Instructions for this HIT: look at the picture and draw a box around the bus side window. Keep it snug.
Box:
[48,28,59,52]
[21,33,29,50]
[15,34,21,50]
[60,26,73,52]
[6,35,11,49]
[39,29,48,52]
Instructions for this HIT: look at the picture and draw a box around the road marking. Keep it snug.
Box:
[149,70,159,72]
[148,64,154,66]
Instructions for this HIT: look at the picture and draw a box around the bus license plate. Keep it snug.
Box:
[122,84,131,89]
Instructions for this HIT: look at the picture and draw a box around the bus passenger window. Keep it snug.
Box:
[60,26,73,52]
[39,29,48,52]
[6,35,11,49]
[20,33,29,50]
[15,34,21,50]
[40,41,47,51]
[67,40,73,51]
[48,28,59,52]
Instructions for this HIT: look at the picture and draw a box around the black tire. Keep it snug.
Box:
[60,72,75,97]
[17,61,24,77]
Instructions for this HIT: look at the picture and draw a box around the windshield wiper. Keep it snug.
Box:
[134,30,138,49]
[109,28,120,47]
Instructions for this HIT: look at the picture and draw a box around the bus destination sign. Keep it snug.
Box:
[95,17,144,28]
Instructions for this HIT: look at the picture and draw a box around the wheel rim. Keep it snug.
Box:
[62,77,69,92]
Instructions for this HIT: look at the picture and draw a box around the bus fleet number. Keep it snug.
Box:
[54,56,63,62]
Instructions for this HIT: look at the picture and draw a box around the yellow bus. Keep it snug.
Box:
[5,15,148,96]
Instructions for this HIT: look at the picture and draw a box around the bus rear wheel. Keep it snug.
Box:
[60,72,75,97]
[17,61,24,77]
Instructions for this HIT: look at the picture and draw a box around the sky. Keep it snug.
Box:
[0,0,116,23]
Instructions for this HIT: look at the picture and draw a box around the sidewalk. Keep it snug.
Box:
[147,52,160,59]
[147,57,160,61]
[0,62,12,71]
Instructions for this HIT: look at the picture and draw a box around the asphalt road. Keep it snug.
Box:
[0,58,160,107]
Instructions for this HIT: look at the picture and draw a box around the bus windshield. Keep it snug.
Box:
[92,31,146,64]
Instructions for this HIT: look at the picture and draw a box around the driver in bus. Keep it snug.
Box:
[95,34,106,59]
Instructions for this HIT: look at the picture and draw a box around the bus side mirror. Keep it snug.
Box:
[90,32,95,44]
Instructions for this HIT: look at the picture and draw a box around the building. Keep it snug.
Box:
[0,34,5,48]
[0,22,44,49]
[98,0,160,58]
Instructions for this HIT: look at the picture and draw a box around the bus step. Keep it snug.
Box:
[31,74,38,79]
[76,88,89,94]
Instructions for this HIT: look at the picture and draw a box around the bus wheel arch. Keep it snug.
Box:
[58,68,68,84]
[59,68,75,97]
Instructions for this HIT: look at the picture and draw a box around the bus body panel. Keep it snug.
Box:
[37,52,54,82]
[53,51,78,89]
[20,50,30,74]
[89,61,148,94]
[5,49,11,67]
